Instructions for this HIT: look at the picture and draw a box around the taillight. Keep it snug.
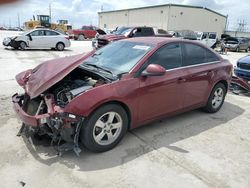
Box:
[65,36,70,40]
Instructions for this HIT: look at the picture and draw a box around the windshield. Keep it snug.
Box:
[114,27,132,35]
[81,41,153,76]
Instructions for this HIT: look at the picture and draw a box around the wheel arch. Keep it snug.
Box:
[206,79,229,103]
[55,42,65,50]
[56,41,65,47]
[19,40,28,46]
[88,100,132,130]
[215,80,228,91]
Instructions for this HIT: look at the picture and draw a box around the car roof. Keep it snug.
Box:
[123,37,201,46]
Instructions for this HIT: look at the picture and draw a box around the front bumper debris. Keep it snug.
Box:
[12,94,50,126]
[2,37,11,46]
[12,93,84,156]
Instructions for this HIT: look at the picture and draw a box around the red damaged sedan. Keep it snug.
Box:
[12,37,232,154]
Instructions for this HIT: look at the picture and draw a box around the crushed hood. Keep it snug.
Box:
[16,52,94,99]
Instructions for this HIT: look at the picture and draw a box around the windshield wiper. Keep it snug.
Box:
[85,63,114,76]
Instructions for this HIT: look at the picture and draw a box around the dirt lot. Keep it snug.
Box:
[0,31,250,188]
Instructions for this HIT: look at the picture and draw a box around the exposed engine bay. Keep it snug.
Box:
[49,67,106,107]
[17,67,107,155]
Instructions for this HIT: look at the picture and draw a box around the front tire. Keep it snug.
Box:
[203,83,226,113]
[78,34,85,41]
[80,104,128,152]
[19,41,26,50]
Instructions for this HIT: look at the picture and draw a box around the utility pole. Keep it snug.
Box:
[17,13,20,28]
[9,17,11,28]
[237,19,247,32]
[49,3,52,22]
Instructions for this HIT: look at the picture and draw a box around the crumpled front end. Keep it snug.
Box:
[2,37,12,47]
[12,92,84,155]
[12,59,108,155]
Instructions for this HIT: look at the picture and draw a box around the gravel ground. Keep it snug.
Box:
[0,31,250,188]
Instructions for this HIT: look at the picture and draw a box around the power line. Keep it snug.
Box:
[237,19,247,32]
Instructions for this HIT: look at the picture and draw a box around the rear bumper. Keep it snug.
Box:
[12,93,50,127]
[64,40,71,47]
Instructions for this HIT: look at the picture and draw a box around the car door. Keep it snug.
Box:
[137,43,186,123]
[45,30,60,47]
[28,30,46,48]
[240,39,248,50]
[180,43,220,108]
[207,32,217,47]
[200,32,208,46]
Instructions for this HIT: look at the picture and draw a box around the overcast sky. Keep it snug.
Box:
[0,0,249,31]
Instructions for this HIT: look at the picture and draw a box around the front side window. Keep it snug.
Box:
[147,43,182,70]
[29,30,45,36]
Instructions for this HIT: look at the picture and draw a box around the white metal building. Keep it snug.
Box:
[98,4,227,37]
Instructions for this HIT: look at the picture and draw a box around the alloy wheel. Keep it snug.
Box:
[57,43,64,51]
[212,88,224,109]
[93,112,123,146]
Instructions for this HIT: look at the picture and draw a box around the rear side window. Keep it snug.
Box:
[147,43,182,70]
[206,50,219,62]
[183,43,206,66]
[183,43,219,66]
[46,30,59,36]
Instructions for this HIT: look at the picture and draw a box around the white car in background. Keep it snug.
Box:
[2,28,71,51]
[196,31,217,48]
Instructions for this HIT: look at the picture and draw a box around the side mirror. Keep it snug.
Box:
[129,32,134,38]
[27,34,32,41]
[141,64,165,77]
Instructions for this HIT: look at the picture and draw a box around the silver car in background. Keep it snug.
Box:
[2,28,71,51]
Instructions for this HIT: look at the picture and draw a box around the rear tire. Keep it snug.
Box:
[78,34,85,41]
[203,83,226,113]
[56,42,65,51]
[80,104,128,152]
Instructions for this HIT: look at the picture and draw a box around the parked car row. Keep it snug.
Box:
[2,26,250,53]
[92,26,172,49]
